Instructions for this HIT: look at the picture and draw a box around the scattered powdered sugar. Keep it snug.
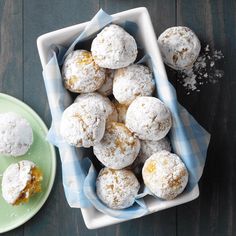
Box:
[177,45,224,94]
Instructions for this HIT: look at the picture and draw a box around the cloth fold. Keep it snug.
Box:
[42,9,210,219]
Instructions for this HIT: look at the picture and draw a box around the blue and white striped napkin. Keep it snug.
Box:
[42,9,210,219]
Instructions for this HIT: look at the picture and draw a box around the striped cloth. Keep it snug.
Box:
[42,9,210,219]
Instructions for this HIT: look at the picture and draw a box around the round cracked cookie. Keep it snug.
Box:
[60,102,106,148]
[93,122,140,169]
[96,167,140,209]
[142,150,188,200]
[158,26,201,70]
[0,112,33,157]
[91,24,138,69]
[126,96,172,141]
[62,49,106,93]
[113,64,155,105]
[2,160,43,205]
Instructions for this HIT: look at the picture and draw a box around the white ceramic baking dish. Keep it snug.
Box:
[37,7,199,229]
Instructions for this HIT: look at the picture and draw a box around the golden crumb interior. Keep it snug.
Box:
[14,167,43,205]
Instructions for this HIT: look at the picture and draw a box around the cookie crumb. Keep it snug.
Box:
[176,44,224,94]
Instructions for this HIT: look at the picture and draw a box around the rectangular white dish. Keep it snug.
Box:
[37,7,199,229]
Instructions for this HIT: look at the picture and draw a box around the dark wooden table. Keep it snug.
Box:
[1,0,236,235]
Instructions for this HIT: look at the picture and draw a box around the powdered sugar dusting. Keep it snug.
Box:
[96,168,140,209]
[142,151,188,200]
[177,45,224,94]
[2,160,35,204]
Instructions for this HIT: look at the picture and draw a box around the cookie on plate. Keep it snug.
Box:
[96,167,140,209]
[60,102,106,147]
[113,64,155,105]
[0,112,33,157]
[126,96,172,141]
[142,151,188,200]
[2,160,42,205]
[91,24,138,69]
[62,50,106,93]
[158,26,201,70]
[93,122,140,169]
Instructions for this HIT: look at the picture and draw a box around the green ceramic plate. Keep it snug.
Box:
[0,93,56,233]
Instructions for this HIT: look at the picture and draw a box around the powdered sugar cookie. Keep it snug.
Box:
[0,112,33,157]
[60,103,106,147]
[2,160,42,205]
[97,69,114,96]
[113,64,155,105]
[93,122,140,169]
[91,24,138,69]
[62,50,105,93]
[142,151,188,200]
[96,167,140,209]
[126,97,172,141]
[158,26,201,70]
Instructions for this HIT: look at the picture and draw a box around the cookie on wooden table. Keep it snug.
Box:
[158,26,201,70]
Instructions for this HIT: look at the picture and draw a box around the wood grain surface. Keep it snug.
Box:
[0,0,236,235]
